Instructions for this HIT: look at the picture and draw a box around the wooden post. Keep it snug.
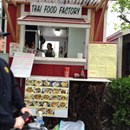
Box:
[16,4,21,43]
[90,9,95,41]
[11,0,17,6]
[94,0,108,41]
[2,0,16,41]
[96,0,106,12]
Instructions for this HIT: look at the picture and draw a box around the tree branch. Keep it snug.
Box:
[119,14,130,24]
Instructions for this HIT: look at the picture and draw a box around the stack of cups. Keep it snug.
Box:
[77,53,83,59]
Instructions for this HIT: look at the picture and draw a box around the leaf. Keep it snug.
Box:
[111,0,130,30]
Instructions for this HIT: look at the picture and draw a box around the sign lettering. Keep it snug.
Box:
[32,5,42,12]
[59,7,80,15]
[44,5,57,13]
[30,3,82,18]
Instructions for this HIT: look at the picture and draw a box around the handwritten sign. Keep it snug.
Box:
[11,52,35,78]
[30,3,82,18]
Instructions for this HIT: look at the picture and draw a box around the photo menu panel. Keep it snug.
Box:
[24,77,69,118]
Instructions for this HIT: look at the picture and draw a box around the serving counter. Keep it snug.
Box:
[34,57,86,66]
[25,75,111,82]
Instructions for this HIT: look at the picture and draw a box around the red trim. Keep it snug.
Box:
[82,7,88,15]
[25,5,30,12]
[31,64,86,77]
[19,15,90,25]
[90,41,116,44]
[107,31,122,42]
[94,9,104,41]
[9,57,86,78]
[6,5,16,53]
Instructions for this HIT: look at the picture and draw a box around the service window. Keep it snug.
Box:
[23,25,86,58]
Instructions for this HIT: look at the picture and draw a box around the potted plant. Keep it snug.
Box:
[109,77,130,130]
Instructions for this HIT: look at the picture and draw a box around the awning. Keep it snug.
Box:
[17,15,90,28]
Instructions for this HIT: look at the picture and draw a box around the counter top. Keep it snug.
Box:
[28,75,111,82]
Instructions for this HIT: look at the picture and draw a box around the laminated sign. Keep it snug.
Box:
[24,76,69,118]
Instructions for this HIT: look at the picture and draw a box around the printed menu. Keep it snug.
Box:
[88,43,117,78]
[24,77,69,118]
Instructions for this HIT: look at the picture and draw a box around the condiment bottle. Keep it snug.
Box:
[80,68,85,78]
[64,67,70,77]
[36,111,44,125]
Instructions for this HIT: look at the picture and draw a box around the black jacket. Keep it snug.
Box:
[0,58,24,128]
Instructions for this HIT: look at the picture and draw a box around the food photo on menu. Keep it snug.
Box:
[24,78,69,117]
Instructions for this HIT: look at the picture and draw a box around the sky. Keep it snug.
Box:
[106,1,121,37]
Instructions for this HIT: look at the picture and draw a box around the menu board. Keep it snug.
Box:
[88,43,117,78]
[24,77,69,118]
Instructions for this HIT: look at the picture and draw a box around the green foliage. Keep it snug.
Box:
[112,0,130,30]
[109,77,130,127]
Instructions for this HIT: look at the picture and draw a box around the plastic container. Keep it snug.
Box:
[36,111,44,125]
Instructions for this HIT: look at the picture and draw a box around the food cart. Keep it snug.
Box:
[2,0,115,129]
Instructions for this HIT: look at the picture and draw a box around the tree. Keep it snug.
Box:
[112,0,130,30]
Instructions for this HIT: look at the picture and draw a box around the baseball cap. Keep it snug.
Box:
[0,31,10,37]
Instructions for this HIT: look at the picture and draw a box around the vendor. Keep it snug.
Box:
[45,43,55,57]
[37,43,55,57]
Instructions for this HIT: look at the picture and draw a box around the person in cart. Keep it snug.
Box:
[0,31,32,130]
[45,43,55,57]
[37,42,55,57]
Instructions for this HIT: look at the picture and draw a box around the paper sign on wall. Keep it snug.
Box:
[11,52,35,78]
[88,43,117,78]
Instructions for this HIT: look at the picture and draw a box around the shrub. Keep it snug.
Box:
[109,77,130,129]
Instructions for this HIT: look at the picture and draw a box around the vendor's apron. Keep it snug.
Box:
[45,51,53,57]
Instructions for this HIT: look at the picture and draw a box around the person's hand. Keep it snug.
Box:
[21,107,32,116]
[14,116,25,130]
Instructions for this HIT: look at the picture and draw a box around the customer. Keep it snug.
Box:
[0,31,32,130]
[45,43,55,57]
